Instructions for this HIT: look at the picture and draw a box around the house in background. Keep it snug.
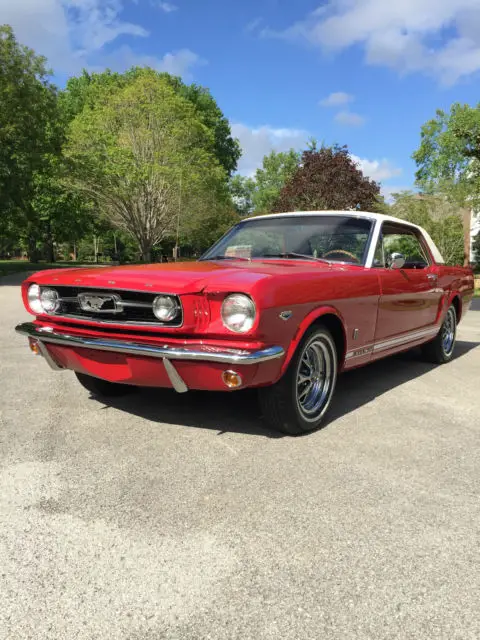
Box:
[471,210,480,263]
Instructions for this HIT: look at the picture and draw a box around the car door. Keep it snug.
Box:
[373,222,442,342]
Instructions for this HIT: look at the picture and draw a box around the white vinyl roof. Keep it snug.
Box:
[243,210,445,264]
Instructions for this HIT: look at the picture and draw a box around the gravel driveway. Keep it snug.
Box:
[1,274,479,640]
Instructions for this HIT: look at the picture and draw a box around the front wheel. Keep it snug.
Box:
[421,305,457,364]
[75,372,136,397]
[259,325,338,435]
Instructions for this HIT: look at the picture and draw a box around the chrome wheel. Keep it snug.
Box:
[296,335,335,423]
[442,307,456,356]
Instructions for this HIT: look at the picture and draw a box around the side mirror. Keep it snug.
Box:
[388,252,406,270]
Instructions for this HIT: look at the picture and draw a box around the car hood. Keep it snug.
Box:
[28,260,337,294]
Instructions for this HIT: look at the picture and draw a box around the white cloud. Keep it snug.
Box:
[0,0,201,77]
[99,46,205,79]
[156,1,178,13]
[334,110,365,126]
[245,17,262,33]
[265,0,480,84]
[232,123,308,176]
[351,155,403,183]
[319,91,354,107]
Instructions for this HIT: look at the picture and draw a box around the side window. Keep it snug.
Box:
[374,225,430,269]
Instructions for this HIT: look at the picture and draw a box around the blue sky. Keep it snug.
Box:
[2,0,480,198]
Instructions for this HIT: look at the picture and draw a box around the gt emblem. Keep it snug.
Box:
[279,310,293,321]
[78,292,123,314]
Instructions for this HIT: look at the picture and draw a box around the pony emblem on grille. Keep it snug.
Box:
[78,292,123,314]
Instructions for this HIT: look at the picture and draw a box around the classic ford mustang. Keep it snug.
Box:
[16,211,474,434]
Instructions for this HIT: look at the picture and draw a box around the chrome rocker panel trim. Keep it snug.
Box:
[15,322,285,365]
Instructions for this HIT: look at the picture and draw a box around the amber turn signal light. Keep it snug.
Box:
[28,338,41,355]
[222,370,243,389]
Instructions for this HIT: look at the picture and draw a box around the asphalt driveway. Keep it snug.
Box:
[1,274,479,639]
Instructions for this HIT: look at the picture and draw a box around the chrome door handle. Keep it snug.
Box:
[427,274,437,281]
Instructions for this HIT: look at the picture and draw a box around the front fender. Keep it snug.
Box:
[278,305,347,378]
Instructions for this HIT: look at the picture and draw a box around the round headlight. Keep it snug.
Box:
[153,295,178,322]
[40,288,60,313]
[221,294,256,333]
[27,284,43,314]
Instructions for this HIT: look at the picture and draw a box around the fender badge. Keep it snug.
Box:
[279,311,293,321]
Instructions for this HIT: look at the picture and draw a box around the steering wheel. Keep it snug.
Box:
[322,249,360,263]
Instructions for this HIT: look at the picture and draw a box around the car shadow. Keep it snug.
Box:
[94,339,479,438]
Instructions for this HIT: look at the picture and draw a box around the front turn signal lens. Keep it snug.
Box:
[222,370,243,389]
[29,338,41,355]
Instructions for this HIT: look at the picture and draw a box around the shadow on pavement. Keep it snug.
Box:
[96,339,479,438]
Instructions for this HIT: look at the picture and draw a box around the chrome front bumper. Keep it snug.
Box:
[15,322,285,366]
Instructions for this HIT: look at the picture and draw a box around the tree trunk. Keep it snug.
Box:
[462,207,471,266]
[141,248,152,263]
[26,236,40,263]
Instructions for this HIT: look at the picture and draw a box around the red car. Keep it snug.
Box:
[16,211,474,435]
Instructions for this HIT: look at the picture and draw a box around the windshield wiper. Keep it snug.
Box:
[261,252,331,264]
[206,255,251,261]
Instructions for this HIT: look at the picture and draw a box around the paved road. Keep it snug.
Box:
[1,274,479,640]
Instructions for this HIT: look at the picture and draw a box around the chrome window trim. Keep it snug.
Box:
[369,221,432,269]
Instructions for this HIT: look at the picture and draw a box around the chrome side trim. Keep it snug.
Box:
[163,358,188,393]
[345,326,440,360]
[15,323,285,365]
[373,327,439,353]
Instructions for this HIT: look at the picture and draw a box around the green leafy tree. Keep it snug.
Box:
[252,149,300,213]
[60,69,240,176]
[390,191,464,266]
[273,144,380,213]
[30,155,95,261]
[412,103,480,264]
[65,69,228,262]
[413,104,480,205]
[0,25,61,260]
[229,174,256,216]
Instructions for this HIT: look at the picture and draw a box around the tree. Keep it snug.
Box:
[390,191,464,266]
[229,175,255,216]
[272,144,381,213]
[251,149,300,213]
[65,69,228,262]
[412,103,480,265]
[60,69,240,176]
[30,155,95,261]
[0,25,61,260]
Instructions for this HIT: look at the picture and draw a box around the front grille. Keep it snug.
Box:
[39,286,183,327]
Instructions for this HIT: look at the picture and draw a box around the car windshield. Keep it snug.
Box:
[201,215,373,265]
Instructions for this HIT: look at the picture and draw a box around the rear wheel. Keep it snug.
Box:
[259,325,338,435]
[75,372,135,397]
[421,305,457,364]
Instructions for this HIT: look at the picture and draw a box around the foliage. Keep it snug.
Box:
[390,191,465,265]
[0,25,62,259]
[252,149,300,213]
[229,150,301,217]
[60,68,240,176]
[65,69,228,261]
[272,145,381,213]
[229,174,256,216]
[413,104,480,208]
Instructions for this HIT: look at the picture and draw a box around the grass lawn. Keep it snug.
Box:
[0,260,96,278]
